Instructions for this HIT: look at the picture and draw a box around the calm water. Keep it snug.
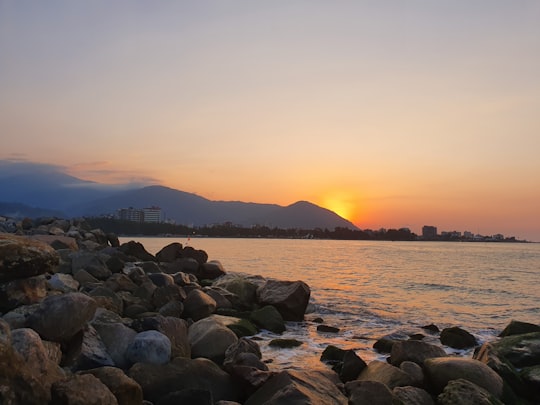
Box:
[121,237,540,369]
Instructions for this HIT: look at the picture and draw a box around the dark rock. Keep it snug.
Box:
[214,275,262,310]
[119,240,156,262]
[204,287,234,309]
[148,272,174,287]
[27,292,98,342]
[373,337,398,354]
[499,320,540,337]
[520,365,540,402]
[152,284,186,310]
[107,233,120,248]
[200,260,227,280]
[317,324,340,333]
[156,242,183,263]
[437,378,503,405]
[269,338,303,348]
[340,350,367,383]
[227,318,259,337]
[81,366,143,405]
[131,315,191,359]
[390,340,446,366]
[105,255,125,273]
[440,326,477,349]
[422,324,440,333]
[400,360,425,386]
[256,279,310,321]
[393,386,434,405]
[156,389,213,405]
[321,345,347,364]
[71,251,112,280]
[188,316,239,364]
[249,305,286,334]
[51,373,119,405]
[423,357,503,398]
[140,261,162,273]
[89,286,124,315]
[92,321,137,369]
[182,246,208,264]
[68,325,115,371]
[158,300,184,318]
[126,330,171,365]
[345,380,395,405]
[104,273,137,293]
[483,331,540,368]
[0,234,59,282]
[245,369,347,405]
[128,356,239,404]
[0,274,47,312]
[47,273,79,293]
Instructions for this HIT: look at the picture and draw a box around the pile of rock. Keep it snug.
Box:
[0,216,539,404]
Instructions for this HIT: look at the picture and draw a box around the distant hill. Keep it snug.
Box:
[0,160,358,230]
[0,202,64,219]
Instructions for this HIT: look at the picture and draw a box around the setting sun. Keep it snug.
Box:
[319,192,361,225]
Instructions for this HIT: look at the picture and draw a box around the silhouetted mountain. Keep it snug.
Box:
[0,160,359,230]
[0,202,64,219]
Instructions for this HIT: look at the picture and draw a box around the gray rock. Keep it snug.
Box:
[183,289,217,321]
[47,272,80,292]
[200,260,227,280]
[0,275,47,312]
[249,305,286,334]
[483,331,540,368]
[188,316,238,364]
[126,330,171,365]
[256,279,310,321]
[437,378,503,405]
[27,292,98,342]
[81,366,144,405]
[345,380,395,405]
[156,242,183,263]
[440,326,477,349]
[131,315,191,359]
[499,320,540,337]
[393,386,434,405]
[70,325,115,371]
[93,321,137,369]
[51,374,119,405]
[390,339,446,366]
[400,360,424,386]
[357,360,415,389]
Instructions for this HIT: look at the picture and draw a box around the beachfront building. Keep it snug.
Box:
[422,225,438,240]
[143,206,162,223]
[117,206,163,223]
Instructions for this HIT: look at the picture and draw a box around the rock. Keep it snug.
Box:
[484,331,540,368]
[204,287,234,309]
[131,315,191,359]
[214,274,264,310]
[126,330,171,365]
[422,324,440,333]
[389,340,446,366]
[268,338,303,348]
[1,303,39,329]
[71,251,112,280]
[200,260,227,280]
[357,360,415,389]
[245,369,347,405]
[0,233,59,282]
[89,286,124,315]
[118,240,156,261]
[51,373,119,405]
[0,274,48,312]
[158,300,184,318]
[393,386,434,405]
[440,326,477,349]
[317,324,340,333]
[520,365,540,402]
[182,246,208,265]
[104,273,138,293]
[156,242,183,262]
[27,292,97,342]
[129,356,239,403]
[345,380,396,405]
[152,284,186,310]
[249,304,287,334]
[47,272,80,292]
[81,366,144,405]
[423,357,503,398]
[73,269,100,286]
[321,344,348,364]
[69,325,115,371]
[156,389,213,405]
[183,289,217,321]
[340,350,367,383]
[400,360,425,386]
[373,336,400,354]
[437,378,504,405]
[188,316,238,364]
[92,319,137,369]
[11,327,65,393]
[256,279,310,321]
[148,272,174,287]
[499,320,540,337]
[227,318,259,337]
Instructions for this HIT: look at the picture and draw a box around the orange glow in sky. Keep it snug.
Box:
[1,2,539,241]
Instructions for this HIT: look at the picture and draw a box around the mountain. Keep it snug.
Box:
[0,160,359,230]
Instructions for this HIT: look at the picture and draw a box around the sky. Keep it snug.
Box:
[1,1,539,241]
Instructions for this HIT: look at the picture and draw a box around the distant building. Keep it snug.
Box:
[143,206,162,223]
[422,225,438,239]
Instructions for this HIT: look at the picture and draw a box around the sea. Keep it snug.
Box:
[120,237,540,370]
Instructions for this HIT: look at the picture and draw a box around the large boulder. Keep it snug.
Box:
[81,366,144,405]
[130,315,191,359]
[393,386,434,405]
[71,251,112,280]
[245,369,347,405]
[389,340,446,366]
[213,275,262,310]
[119,241,156,262]
[345,380,396,405]
[256,279,310,321]
[93,321,137,369]
[128,356,239,403]
[0,234,59,282]
[69,325,115,371]
[499,320,540,337]
[51,373,119,405]
[156,242,183,263]
[126,330,171,365]
[437,378,503,405]
[482,331,540,368]
[249,305,286,334]
[188,316,238,364]
[183,289,217,321]
[357,360,415,389]
[200,260,227,280]
[26,292,98,342]
[0,275,48,312]
[423,357,504,398]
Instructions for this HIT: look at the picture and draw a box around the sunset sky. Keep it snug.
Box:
[1,1,539,241]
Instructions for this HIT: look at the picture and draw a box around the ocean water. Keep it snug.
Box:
[122,237,540,370]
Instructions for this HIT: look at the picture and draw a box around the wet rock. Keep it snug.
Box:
[126,330,171,365]
[183,289,217,321]
[0,234,59,282]
[389,339,446,366]
[81,366,144,405]
[249,305,285,334]
[484,331,540,368]
[317,324,340,333]
[269,338,303,348]
[423,357,503,398]
[27,292,97,342]
[256,279,310,321]
[321,344,348,364]
[245,369,347,405]
[129,356,239,404]
[51,373,119,405]
[499,320,540,337]
[440,326,477,349]
[437,378,503,405]
[340,350,367,383]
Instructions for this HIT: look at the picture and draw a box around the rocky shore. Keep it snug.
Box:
[1,216,539,404]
